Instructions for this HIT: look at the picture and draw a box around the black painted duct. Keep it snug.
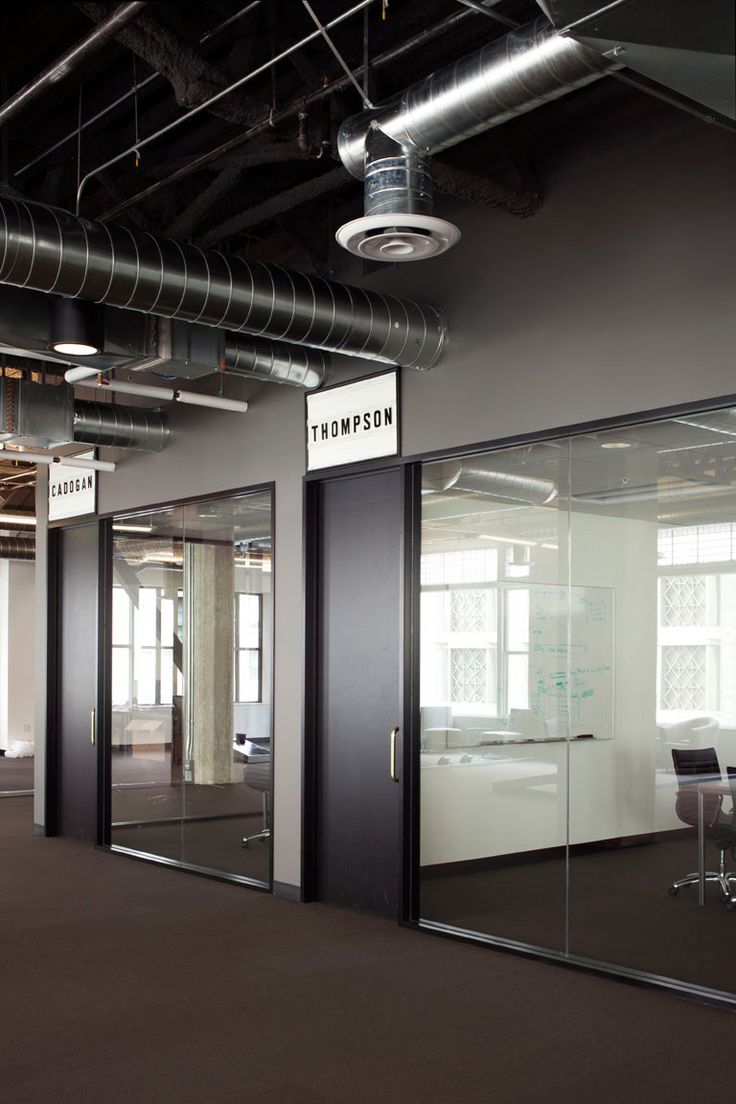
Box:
[0,536,34,560]
[73,401,170,452]
[0,198,446,370]
[224,334,327,389]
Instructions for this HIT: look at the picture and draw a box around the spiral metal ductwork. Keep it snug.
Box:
[425,461,557,505]
[224,333,327,390]
[339,18,621,179]
[0,198,446,370]
[73,400,170,452]
[337,17,620,260]
[0,537,35,560]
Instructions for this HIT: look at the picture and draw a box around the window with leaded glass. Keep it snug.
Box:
[450,589,489,632]
[660,645,707,711]
[450,648,490,703]
[661,576,707,627]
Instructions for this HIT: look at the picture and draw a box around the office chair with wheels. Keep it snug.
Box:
[241,758,271,848]
[668,747,736,906]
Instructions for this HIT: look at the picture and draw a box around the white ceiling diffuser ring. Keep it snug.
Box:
[336,213,461,262]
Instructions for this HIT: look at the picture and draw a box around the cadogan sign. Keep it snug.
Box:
[48,450,97,521]
[306,371,399,471]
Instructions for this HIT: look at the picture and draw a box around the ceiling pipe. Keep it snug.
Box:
[0,198,446,370]
[424,461,557,505]
[224,334,327,389]
[74,376,250,413]
[337,16,622,260]
[0,537,34,560]
[0,3,148,129]
[73,401,170,452]
[0,446,116,473]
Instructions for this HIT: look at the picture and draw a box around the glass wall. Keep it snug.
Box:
[419,406,736,999]
[109,489,273,886]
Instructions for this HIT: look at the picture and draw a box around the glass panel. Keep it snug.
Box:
[419,444,570,952]
[238,650,260,703]
[567,407,736,997]
[111,648,130,708]
[110,521,184,864]
[238,593,260,649]
[112,587,130,646]
[110,491,273,887]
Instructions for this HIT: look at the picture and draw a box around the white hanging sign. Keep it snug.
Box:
[48,451,97,521]
[306,371,399,471]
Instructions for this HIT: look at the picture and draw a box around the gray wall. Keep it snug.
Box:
[80,97,735,889]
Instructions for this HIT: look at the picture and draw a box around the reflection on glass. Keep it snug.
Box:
[419,447,569,952]
[419,405,736,1000]
[110,491,273,887]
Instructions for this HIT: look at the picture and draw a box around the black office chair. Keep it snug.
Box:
[241,758,271,848]
[668,747,736,907]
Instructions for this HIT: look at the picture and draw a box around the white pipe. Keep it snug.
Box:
[64,365,100,384]
[0,445,116,473]
[174,390,249,412]
[77,376,249,413]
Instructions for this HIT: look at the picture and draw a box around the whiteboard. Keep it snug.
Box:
[527,584,614,741]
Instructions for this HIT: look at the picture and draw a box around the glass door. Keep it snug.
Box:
[418,448,571,952]
[417,404,736,1001]
[109,489,273,887]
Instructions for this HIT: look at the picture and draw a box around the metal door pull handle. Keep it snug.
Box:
[90,708,96,746]
[390,726,399,783]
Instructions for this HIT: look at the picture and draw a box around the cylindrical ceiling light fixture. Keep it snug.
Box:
[49,297,104,356]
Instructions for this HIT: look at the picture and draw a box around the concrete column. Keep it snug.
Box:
[184,541,234,785]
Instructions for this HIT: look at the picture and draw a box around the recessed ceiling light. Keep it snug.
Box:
[49,298,103,357]
[600,441,632,449]
[51,341,100,356]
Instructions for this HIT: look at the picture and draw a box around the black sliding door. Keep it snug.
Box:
[54,522,101,843]
[310,468,405,918]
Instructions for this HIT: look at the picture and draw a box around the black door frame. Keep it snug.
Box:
[301,459,422,921]
[45,516,111,844]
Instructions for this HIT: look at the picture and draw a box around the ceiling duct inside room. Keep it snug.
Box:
[424,460,558,505]
[336,16,620,261]
[0,536,35,560]
[1,377,169,452]
[0,198,446,371]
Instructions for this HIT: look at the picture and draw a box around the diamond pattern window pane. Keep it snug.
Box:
[451,589,487,632]
[451,648,488,703]
[661,576,706,627]
[661,645,706,710]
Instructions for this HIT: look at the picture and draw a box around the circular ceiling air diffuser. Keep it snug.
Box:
[336,213,460,262]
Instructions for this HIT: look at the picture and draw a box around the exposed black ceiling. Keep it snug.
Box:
[0,0,661,268]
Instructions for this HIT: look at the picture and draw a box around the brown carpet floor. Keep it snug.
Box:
[0,756,34,792]
[1,796,735,1104]
[422,834,736,994]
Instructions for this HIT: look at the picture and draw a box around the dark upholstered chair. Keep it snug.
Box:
[241,757,271,848]
[669,747,736,908]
